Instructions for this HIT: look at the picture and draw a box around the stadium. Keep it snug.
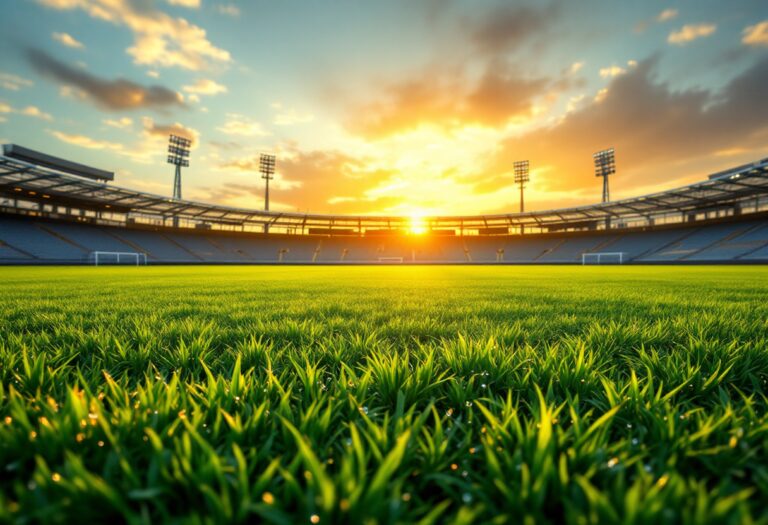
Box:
[2,144,768,265]
[2,1,768,524]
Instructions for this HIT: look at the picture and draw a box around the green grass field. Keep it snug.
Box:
[1,266,767,524]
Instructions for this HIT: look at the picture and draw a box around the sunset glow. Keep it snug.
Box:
[408,214,427,235]
[0,1,767,217]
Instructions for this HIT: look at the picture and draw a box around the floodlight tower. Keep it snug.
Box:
[167,134,191,200]
[259,153,276,211]
[259,153,276,233]
[593,148,616,203]
[513,160,530,213]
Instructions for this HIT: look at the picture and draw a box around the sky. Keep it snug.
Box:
[0,0,767,216]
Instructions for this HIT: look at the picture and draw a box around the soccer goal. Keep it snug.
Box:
[582,252,627,265]
[90,251,147,266]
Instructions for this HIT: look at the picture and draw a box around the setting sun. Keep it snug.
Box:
[408,214,427,235]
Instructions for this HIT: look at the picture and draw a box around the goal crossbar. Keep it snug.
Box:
[582,252,627,265]
[90,251,147,266]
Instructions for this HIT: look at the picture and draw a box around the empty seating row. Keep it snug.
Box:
[1,214,766,264]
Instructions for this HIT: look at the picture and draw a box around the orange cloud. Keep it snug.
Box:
[346,66,554,139]
[742,20,768,47]
[487,56,768,196]
[668,23,716,45]
[52,32,85,49]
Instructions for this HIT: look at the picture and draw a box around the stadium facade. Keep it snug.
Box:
[1,145,767,264]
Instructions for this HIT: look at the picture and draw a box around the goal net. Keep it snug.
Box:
[582,252,626,265]
[90,251,147,266]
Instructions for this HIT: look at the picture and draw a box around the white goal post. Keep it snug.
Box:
[90,251,147,266]
[582,252,626,265]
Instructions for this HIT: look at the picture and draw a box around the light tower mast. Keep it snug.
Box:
[167,134,191,200]
[259,153,276,211]
[259,153,276,233]
[513,160,530,213]
[593,148,616,203]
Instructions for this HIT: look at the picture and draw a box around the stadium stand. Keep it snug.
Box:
[1,147,767,265]
[1,213,767,264]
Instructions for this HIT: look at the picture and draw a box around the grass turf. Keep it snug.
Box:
[1,265,767,524]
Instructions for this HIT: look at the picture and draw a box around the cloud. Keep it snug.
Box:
[208,140,243,152]
[50,130,124,151]
[142,116,199,146]
[488,55,768,195]
[345,64,556,138]
[0,72,33,91]
[0,101,53,121]
[599,60,637,78]
[470,2,560,55]
[273,107,315,126]
[20,106,54,121]
[26,48,185,111]
[668,23,716,45]
[599,66,626,78]
[208,150,399,213]
[216,113,270,136]
[38,0,230,70]
[167,0,199,7]
[52,32,85,49]
[182,78,227,96]
[48,117,199,163]
[103,117,133,128]
[217,4,240,17]
[657,9,678,23]
[335,2,574,140]
[742,20,768,47]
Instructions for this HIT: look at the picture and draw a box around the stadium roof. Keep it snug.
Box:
[1,148,767,234]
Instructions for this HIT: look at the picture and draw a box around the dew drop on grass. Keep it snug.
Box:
[462,493,472,503]
[607,457,619,468]
[632,438,639,446]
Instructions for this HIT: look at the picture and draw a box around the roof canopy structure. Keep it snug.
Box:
[1,150,767,236]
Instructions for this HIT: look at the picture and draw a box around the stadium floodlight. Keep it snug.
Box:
[259,153,276,211]
[513,160,530,213]
[167,134,191,200]
[593,148,616,203]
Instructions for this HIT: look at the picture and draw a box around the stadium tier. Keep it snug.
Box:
[1,147,767,264]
